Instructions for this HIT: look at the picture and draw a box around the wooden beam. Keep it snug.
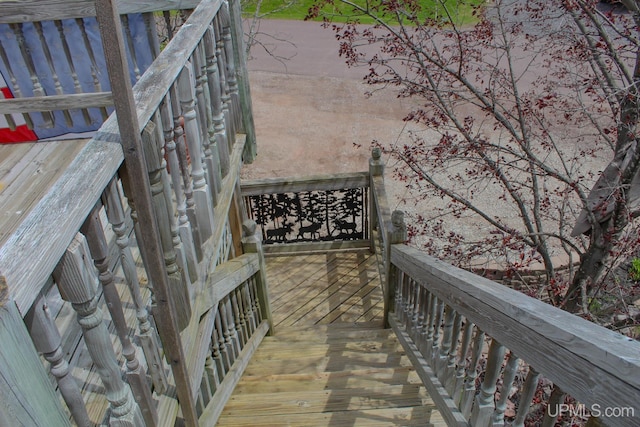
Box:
[0,0,200,23]
[197,253,260,317]
[263,240,371,255]
[241,172,370,196]
[0,92,113,114]
[94,0,198,425]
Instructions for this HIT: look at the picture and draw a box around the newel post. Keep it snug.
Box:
[369,147,384,252]
[242,220,274,335]
[0,276,71,427]
[384,210,407,328]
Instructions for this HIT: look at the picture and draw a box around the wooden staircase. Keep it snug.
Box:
[216,322,445,426]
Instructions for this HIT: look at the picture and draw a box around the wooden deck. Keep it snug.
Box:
[0,139,91,246]
[216,250,445,427]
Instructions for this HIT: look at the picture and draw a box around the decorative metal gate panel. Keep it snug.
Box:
[245,187,369,244]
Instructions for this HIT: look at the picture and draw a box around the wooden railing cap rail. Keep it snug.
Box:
[391,243,640,420]
[0,0,200,23]
[241,171,370,196]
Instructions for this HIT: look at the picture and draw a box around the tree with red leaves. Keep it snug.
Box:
[308,0,640,322]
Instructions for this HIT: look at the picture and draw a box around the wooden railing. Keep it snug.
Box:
[369,149,640,427]
[0,1,268,426]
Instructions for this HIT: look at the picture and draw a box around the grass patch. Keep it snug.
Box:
[242,0,484,26]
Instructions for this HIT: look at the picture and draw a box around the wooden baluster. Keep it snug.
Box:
[461,327,485,417]
[220,3,241,131]
[228,294,242,353]
[250,276,263,324]
[242,219,275,332]
[81,205,158,427]
[161,95,199,282]
[437,305,455,381]
[192,43,217,204]
[204,352,221,395]
[53,234,144,426]
[0,277,71,427]
[492,351,520,427]
[242,280,257,335]
[430,297,444,367]
[384,210,407,328]
[142,121,192,330]
[33,21,73,126]
[102,178,168,394]
[414,284,426,347]
[0,88,17,130]
[154,112,194,298]
[451,318,474,399]
[10,23,54,127]
[512,368,541,427]
[121,15,141,81]
[232,287,248,346]
[471,338,507,426]
[215,309,232,373]
[541,385,565,427]
[76,18,110,121]
[410,281,421,337]
[178,64,216,241]
[214,16,235,149]
[25,293,91,427]
[394,271,405,324]
[211,319,225,382]
[423,291,436,359]
[119,172,155,298]
[220,297,236,365]
[444,312,463,392]
[143,12,161,58]
[170,84,203,262]
[0,44,32,129]
[204,25,230,177]
[54,20,92,125]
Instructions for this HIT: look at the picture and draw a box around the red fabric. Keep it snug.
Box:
[0,86,38,143]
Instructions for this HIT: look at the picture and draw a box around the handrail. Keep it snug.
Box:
[369,149,640,426]
[0,0,261,425]
[0,0,200,22]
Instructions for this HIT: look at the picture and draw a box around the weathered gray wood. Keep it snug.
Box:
[0,0,200,23]
[512,368,541,427]
[198,320,270,426]
[102,178,168,394]
[197,254,260,317]
[227,0,257,162]
[391,244,640,427]
[0,42,33,128]
[204,25,230,178]
[451,319,473,400]
[540,385,565,427]
[76,17,110,120]
[178,63,216,242]
[53,233,144,426]
[0,139,123,315]
[94,1,199,425]
[25,292,91,427]
[241,172,370,196]
[261,239,371,255]
[389,315,470,427]
[81,205,158,427]
[461,328,484,418]
[384,210,406,328]
[160,96,199,282]
[492,351,520,427]
[141,121,192,331]
[242,220,274,335]
[470,338,505,426]
[0,278,72,427]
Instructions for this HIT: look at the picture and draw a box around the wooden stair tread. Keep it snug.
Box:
[216,405,444,426]
[217,322,444,426]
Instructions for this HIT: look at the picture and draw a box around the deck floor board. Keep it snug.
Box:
[217,250,445,427]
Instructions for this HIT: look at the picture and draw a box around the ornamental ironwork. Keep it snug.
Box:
[244,188,369,244]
